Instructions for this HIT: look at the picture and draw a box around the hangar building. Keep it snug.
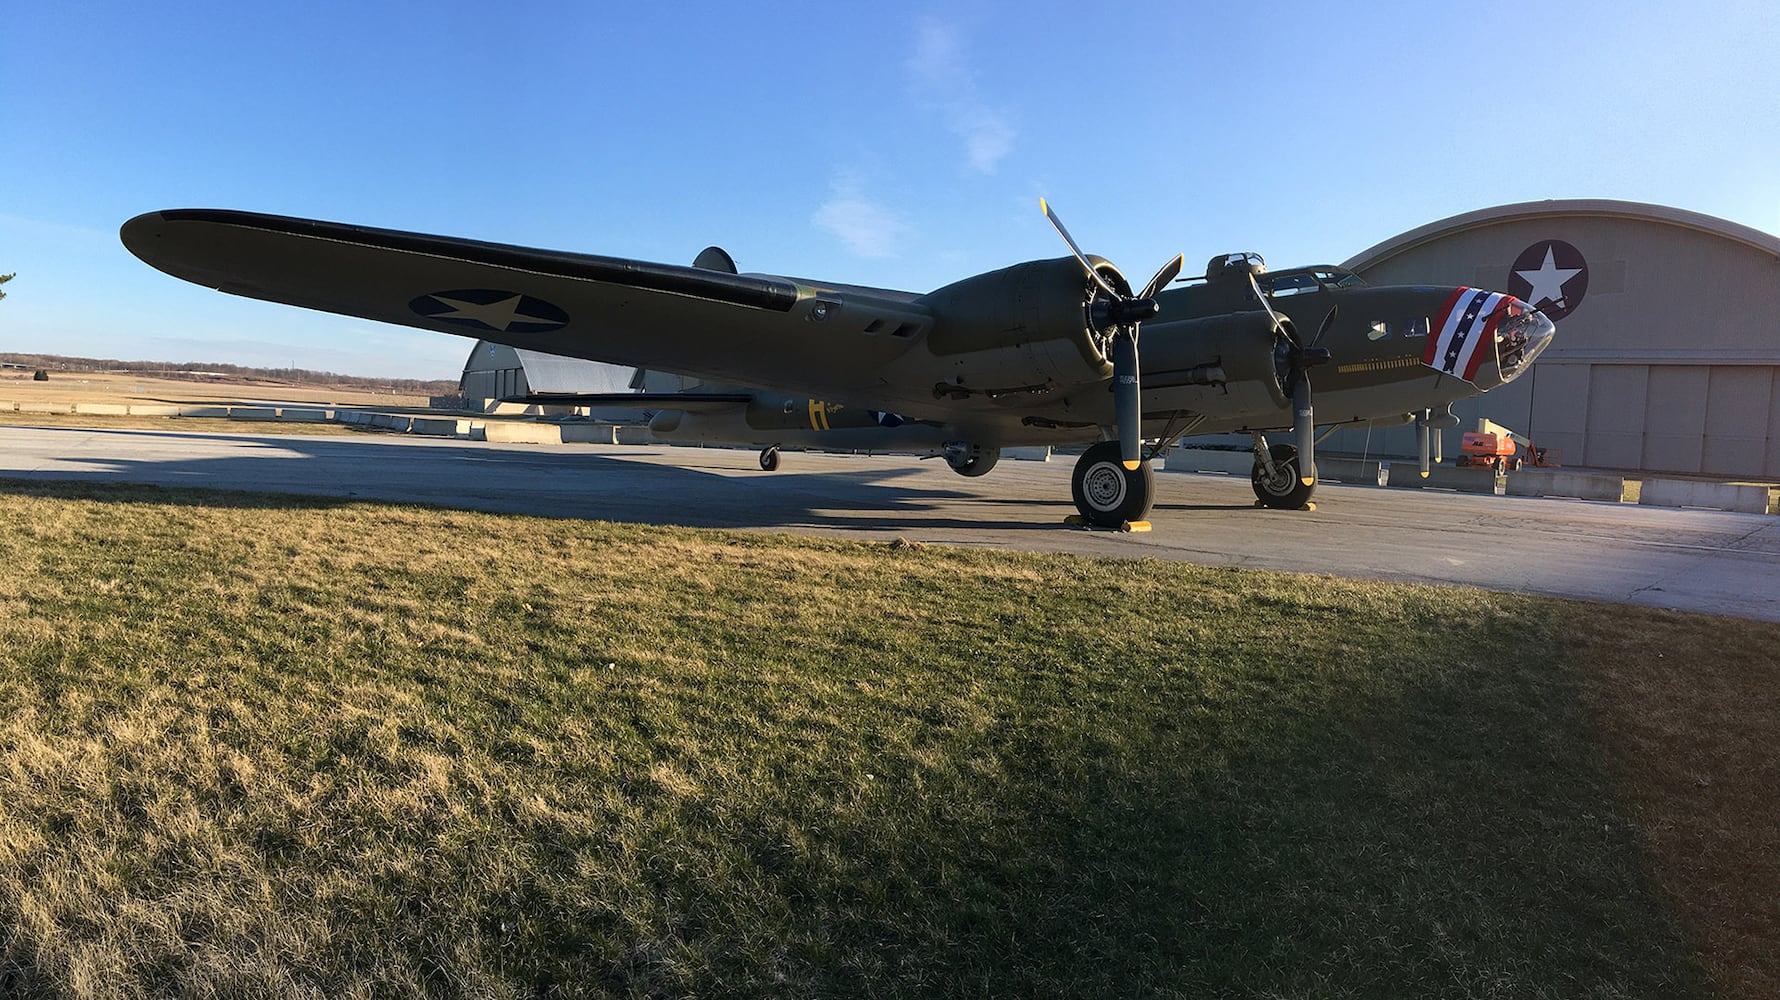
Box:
[1325,199,1780,479]
[459,339,637,401]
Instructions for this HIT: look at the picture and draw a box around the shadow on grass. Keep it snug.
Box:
[482,628,1703,996]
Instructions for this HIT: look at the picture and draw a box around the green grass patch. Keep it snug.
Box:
[0,479,1772,998]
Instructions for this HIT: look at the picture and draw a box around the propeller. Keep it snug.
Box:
[1250,274,1334,486]
[1041,199,1183,470]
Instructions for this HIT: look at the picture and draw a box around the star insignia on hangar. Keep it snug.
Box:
[1507,239,1590,321]
[408,289,569,333]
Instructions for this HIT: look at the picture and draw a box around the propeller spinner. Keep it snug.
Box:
[1040,199,1183,470]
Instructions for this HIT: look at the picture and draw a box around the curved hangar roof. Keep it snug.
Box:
[1332,200,1780,478]
[1341,198,1780,364]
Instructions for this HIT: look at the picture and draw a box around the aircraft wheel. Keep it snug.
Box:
[759,446,780,472]
[1071,441,1155,527]
[1251,443,1316,510]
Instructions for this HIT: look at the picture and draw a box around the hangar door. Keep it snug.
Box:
[1578,364,1779,477]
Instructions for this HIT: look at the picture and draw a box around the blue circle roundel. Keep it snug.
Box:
[1507,240,1588,321]
[409,289,569,334]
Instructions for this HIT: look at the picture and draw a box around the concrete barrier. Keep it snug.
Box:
[18,402,73,414]
[1388,464,1505,495]
[615,425,655,445]
[370,413,414,432]
[177,406,230,418]
[480,421,563,444]
[1318,457,1388,486]
[278,408,330,422]
[1639,478,1771,514]
[1506,468,1626,502]
[1005,446,1052,462]
[127,404,183,417]
[560,423,620,444]
[1163,448,1252,475]
[72,403,131,415]
[407,416,466,437]
[228,407,278,421]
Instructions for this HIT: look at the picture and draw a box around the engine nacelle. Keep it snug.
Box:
[1141,310,1288,404]
[917,256,1122,395]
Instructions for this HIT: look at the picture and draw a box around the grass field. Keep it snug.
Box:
[0,479,1773,998]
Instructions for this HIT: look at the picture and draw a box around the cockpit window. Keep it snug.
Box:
[1262,267,1367,297]
[1314,268,1367,288]
[1265,272,1322,297]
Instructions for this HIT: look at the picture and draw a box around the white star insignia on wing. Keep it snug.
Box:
[427,294,556,332]
[1515,246,1582,308]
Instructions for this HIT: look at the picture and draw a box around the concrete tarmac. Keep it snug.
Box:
[3,424,1777,623]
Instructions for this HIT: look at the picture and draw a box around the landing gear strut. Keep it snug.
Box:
[1250,434,1315,510]
[759,445,780,472]
[1071,441,1155,527]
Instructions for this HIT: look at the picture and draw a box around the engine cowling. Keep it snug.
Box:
[916,256,1125,395]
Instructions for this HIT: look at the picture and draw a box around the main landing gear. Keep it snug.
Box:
[1070,441,1155,527]
[1250,434,1316,510]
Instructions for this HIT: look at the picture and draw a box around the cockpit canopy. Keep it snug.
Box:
[1260,266,1368,297]
[1205,252,1266,283]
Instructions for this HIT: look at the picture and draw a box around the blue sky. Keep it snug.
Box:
[4,1,1777,379]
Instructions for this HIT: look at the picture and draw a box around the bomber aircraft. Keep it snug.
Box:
[121,202,1555,527]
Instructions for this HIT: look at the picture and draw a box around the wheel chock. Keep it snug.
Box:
[1300,502,1316,512]
[1119,520,1152,533]
[1064,514,1089,526]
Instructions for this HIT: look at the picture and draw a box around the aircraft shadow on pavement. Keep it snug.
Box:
[0,427,1082,533]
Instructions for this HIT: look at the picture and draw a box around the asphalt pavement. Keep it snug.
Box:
[3,424,1777,622]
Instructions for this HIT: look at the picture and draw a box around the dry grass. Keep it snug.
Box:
[0,412,394,436]
[0,371,432,408]
[0,479,1772,998]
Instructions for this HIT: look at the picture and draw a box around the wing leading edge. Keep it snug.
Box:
[119,210,937,404]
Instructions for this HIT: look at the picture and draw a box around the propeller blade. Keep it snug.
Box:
[1140,253,1186,301]
[1040,198,1119,299]
[1247,272,1290,341]
[1112,332,1143,469]
[1292,375,1316,486]
[1312,303,1338,348]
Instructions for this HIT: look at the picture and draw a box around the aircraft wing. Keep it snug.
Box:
[120,210,940,406]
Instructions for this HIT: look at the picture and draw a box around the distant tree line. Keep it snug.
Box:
[0,352,457,394]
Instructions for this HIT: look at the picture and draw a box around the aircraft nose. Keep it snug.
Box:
[1473,296,1555,390]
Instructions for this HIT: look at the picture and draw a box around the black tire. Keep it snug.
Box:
[1071,441,1155,526]
[759,446,780,472]
[1251,443,1316,509]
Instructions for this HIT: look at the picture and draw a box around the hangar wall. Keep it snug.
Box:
[1327,200,1780,479]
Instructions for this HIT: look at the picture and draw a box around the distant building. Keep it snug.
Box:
[1329,199,1780,479]
[458,340,637,401]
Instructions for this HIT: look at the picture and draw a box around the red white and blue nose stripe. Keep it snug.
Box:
[1423,287,1514,383]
